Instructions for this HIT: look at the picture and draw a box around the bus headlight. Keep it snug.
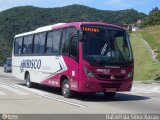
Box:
[127,71,133,78]
[84,67,95,78]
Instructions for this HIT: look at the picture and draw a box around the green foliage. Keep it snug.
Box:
[131,33,160,80]
[149,7,159,14]
[144,7,160,26]
[156,54,160,62]
[0,5,146,58]
[139,25,160,61]
[140,31,158,49]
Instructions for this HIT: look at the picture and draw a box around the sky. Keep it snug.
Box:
[0,0,160,14]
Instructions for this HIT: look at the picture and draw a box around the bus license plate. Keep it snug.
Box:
[106,88,116,92]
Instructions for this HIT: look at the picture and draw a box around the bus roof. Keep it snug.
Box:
[14,23,66,38]
[14,22,123,38]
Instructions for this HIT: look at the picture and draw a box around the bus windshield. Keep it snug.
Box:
[82,25,133,66]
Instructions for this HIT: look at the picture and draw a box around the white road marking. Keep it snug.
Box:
[147,96,160,102]
[123,86,160,94]
[14,84,48,95]
[0,84,29,95]
[39,94,87,108]
[0,82,19,88]
[151,86,160,93]
[0,81,48,95]
[0,90,6,95]
[0,81,160,107]
[123,91,136,94]
[15,85,87,108]
[134,86,160,93]
[132,88,152,93]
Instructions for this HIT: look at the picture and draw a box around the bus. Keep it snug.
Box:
[12,22,134,98]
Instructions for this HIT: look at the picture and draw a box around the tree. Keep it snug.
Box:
[0,5,146,57]
[144,7,160,26]
[149,7,159,14]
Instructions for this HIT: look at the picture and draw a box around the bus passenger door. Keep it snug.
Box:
[68,36,79,91]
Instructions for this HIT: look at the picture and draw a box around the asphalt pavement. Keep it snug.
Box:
[0,67,160,120]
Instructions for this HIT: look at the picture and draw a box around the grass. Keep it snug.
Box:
[130,33,160,80]
[139,25,160,61]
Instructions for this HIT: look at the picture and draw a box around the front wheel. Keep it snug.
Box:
[62,79,74,98]
[25,73,34,88]
[103,92,116,98]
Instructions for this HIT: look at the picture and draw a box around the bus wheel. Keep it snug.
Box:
[103,92,116,98]
[62,79,74,98]
[25,73,33,88]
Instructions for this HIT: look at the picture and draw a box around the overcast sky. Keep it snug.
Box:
[0,0,160,14]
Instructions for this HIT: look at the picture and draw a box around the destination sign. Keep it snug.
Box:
[82,27,100,32]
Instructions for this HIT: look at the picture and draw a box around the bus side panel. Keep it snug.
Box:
[66,56,79,91]
[12,56,25,80]
[12,56,68,84]
[30,56,66,83]
[40,56,79,91]
[39,56,68,87]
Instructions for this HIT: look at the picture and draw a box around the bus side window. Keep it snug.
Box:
[22,36,28,54]
[61,28,78,55]
[22,35,33,54]
[33,34,39,54]
[52,30,61,54]
[61,29,69,54]
[46,31,54,54]
[14,37,23,55]
[70,36,78,59]
[38,33,46,54]
[27,35,33,54]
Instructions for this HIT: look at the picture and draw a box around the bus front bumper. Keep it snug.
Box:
[78,79,133,93]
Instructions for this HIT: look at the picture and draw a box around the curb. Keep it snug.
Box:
[134,80,160,84]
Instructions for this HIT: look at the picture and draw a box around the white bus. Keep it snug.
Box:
[12,22,134,98]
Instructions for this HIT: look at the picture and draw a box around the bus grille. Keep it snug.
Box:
[97,74,125,80]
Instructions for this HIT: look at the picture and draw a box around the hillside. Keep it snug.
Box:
[131,32,160,80]
[0,4,146,58]
[139,25,160,61]
[131,25,160,80]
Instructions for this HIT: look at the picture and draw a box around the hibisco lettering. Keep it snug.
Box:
[20,59,41,69]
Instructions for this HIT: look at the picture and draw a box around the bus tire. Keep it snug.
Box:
[25,73,34,88]
[103,92,116,98]
[62,79,74,98]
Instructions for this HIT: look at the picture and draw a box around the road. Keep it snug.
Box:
[0,67,160,119]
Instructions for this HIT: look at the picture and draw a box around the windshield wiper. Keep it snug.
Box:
[100,43,108,55]
[96,26,109,63]
[96,43,108,63]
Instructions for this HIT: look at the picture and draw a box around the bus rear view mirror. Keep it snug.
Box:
[128,33,130,37]
[78,30,83,41]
